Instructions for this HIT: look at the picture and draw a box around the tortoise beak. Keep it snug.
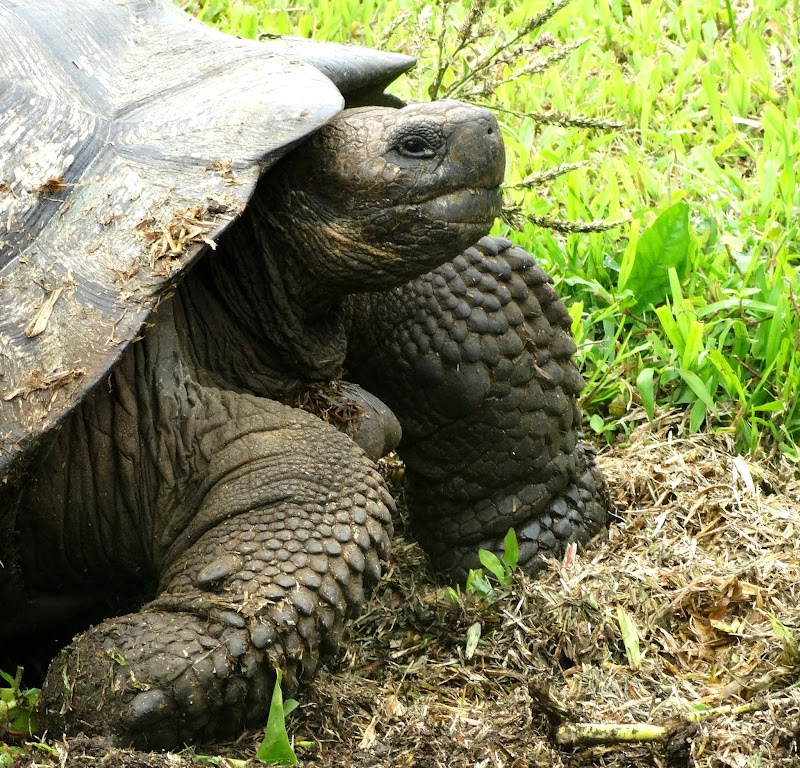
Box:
[419,186,503,226]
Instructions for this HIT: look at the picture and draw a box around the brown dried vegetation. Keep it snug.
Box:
[32,177,68,196]
[12,413,800,767]
[133,198,233,268]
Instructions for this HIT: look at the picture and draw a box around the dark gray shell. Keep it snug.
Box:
[0,0,413,480]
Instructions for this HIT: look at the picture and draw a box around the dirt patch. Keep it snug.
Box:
[6,411,800,767]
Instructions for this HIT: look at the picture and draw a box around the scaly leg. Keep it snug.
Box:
[346,236,608,581]
[40,393,393,748]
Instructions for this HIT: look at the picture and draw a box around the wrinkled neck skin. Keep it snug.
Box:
[178,173,482,398]
[176,187,350,398]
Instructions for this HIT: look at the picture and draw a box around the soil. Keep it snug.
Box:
[4,410,800,767]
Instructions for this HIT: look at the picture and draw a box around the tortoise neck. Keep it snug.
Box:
[176,201,349,398]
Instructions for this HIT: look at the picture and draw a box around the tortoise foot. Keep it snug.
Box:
[40,610,275,749]
[421,442,609,583]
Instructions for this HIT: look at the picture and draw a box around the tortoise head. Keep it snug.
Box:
[262,100,505,293]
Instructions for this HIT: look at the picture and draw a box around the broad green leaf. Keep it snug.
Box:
[626,202,692,310]
[677,369,716,410]
[711,132,738,158]
[568,300,584,343]
[752,401,786,413]
[501,528,519,574]
[255,669,298,766]
[478,549,506,583]
[681,320,705,370]
[764,295,787,368]
[589,413,605,434]
[654,304,684,356]
[636,367,656,422]
[616,218,640,293]
[689,397,707,433]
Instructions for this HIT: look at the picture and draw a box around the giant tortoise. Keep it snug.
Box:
[0,0,608,749]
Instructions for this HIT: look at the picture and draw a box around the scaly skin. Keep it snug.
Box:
[39,411,394,748]
[346,236,608,581]
[23,305,394,748]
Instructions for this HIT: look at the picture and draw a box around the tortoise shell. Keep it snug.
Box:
[0,0,413,480]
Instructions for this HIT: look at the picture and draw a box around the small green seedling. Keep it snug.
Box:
[0,668,40,736]
[194,667,312,767]
[0,742,57,768]
[478,528,519,587]
[445,528,520,604]
[449,530,521,658]
[463,568,495,599]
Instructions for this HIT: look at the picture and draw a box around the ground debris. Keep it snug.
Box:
[282,380,363,436]
[294,411,800,767]
[6,412,800,767]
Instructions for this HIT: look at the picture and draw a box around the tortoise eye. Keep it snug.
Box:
[398,135,436,158]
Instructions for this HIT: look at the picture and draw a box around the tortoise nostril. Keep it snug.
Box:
[487,127,494,135]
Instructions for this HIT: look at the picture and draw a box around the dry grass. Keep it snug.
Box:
[133,198,233,268]
[291,410,800,768]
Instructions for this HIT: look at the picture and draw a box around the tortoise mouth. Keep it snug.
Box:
[418,186,503,226]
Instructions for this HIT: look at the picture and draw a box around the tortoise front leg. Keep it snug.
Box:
[345,236,608,582]
[40,397,393,749]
